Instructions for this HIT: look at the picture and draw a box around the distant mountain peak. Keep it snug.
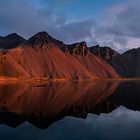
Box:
[5,33,19,37]
[4,33,24,40]
[124,47,140,54]
[0,33,25,49]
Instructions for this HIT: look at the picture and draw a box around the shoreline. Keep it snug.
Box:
[0,76,140,84]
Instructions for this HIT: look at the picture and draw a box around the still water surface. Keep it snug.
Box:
[0,81,140,140]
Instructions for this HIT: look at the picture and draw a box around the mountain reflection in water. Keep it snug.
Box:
[0,81,118,128]
[1,81,140,140]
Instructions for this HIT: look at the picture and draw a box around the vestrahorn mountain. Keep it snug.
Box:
[0,32,120,80]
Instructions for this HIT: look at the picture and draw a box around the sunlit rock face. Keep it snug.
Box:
[0,32,120,80]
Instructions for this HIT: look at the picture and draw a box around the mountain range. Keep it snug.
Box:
[0,31,139,80]
[0,32,120,80]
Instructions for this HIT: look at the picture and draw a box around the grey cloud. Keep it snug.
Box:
[94,0,140,52]
[107,1,140,38]
[0,0,46,36]
[0,0,95,44]
[2,0,140,52]
[54,19,96,43]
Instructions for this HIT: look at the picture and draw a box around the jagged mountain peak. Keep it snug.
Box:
[74,41,87,46]
[4,33,24,40]
[63,41,89,56]
[27,31,64,47]
[89,45,119,61]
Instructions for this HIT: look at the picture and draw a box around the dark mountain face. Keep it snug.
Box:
[88,45,140,78]
[89,45,120,61]
[0,33,25,49]
[109,47,140,77]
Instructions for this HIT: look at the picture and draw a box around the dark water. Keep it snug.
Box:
[0,81,140,140]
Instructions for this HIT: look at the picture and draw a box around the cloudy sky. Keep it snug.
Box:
[0,0,140,52]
